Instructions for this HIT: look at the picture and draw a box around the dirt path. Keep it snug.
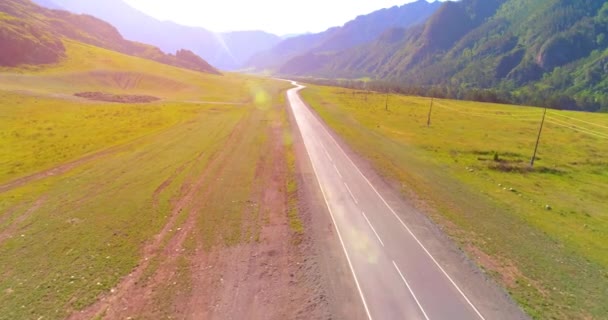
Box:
[0,150,115,194]
[65,99,332,319]
[0,117,200,195]
[177,122,329,320]
[0,196,46,245]
[151,149,207,209]
[66,112,251,320]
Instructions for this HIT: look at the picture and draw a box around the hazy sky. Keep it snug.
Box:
[123,0,434,35]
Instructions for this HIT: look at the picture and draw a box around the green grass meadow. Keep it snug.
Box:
[0,38,292,319]
[301,85,608,319]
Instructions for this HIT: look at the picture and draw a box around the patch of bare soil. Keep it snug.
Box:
[465,244,552,300]
[74,92,160,103]
[177,123,329,320]
[465,244,520,288]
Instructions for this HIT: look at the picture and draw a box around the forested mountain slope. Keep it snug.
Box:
[282,0,608,111]
[246,0,441,71]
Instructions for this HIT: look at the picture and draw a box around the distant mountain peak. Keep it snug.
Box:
[275,0,608,112]
[33,0,280,70]
[247,0,442,71]
[3,0,220,74]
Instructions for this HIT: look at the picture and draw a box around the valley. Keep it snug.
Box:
[1,0,607,319]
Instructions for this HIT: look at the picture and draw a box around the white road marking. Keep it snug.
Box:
[312,94,487,320]
[289,88,373,320]
[322,146,333,162]
[320,143,334,163]
[344,182,358,204]
[333,163,343,178]
[361,211,384,247]
[393,261,431,320]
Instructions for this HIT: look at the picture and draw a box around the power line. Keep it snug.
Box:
[547,111,608,130]
[427,97,434,127]
[546,118,608,140]
[433,103,531,116]
[546,116,608,138]
[434,104,541,121]
[438,103,544,115]
[349,93,608,139]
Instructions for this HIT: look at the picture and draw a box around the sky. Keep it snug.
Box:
[123,0,433,35]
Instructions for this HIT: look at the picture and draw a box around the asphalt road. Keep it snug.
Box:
[287,82,512,320]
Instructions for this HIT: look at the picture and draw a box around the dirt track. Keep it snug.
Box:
[1,87,352,319]
[64,100,331,319]
[0,149,115,194]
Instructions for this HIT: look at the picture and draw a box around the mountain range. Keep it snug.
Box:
[0,0,219,74]
[14,0,608,111]
[272,0,608,112]
[30,0,443,73]
[246,0,443,72]
[31,0,281,70]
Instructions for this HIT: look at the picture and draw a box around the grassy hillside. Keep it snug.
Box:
[283,0,608,112]
[0,40,262,183]
[0,0,219,74]
[0,10,65,66]
[301,85,608,319]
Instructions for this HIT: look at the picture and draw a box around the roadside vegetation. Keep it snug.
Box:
[301,85,608,319]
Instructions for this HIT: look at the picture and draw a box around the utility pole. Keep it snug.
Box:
[530,107,547,167]
[385,90,389,111]
[427,97,434,127]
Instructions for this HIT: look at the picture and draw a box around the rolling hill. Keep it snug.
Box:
[278,0,608,112]
[0,0,219,74]
[246,0,442,71]
[33,0,281,70]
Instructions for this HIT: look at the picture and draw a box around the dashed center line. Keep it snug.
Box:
[361,211,384,247]
[313,102,486,320]
[287,81,488,320]
[333,163,343,178]
[393,261,431,320]
[321,145,333,162]
[344,182,358,204]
